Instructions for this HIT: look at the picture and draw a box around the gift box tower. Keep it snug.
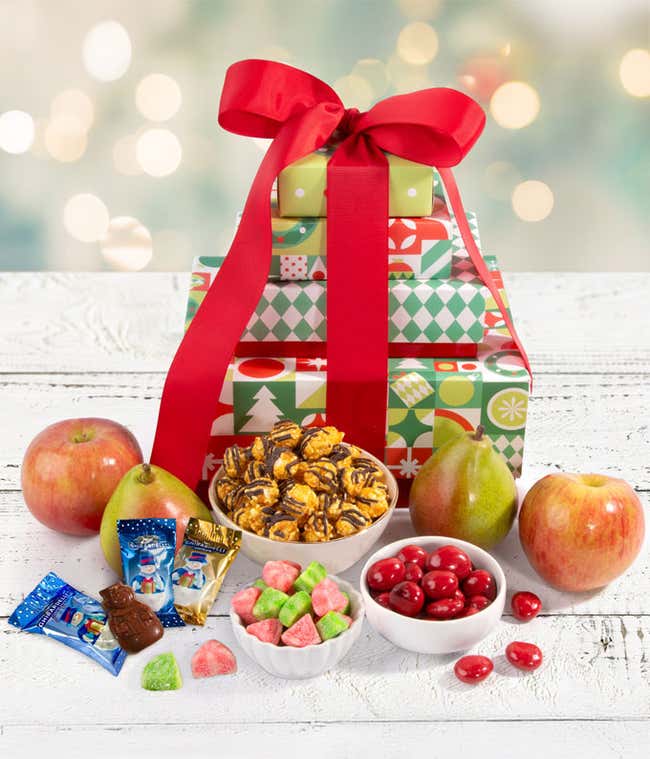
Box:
[186,157,530,496]
[152,60,531,499]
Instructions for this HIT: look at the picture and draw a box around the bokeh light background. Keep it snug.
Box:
[0,0,648,272]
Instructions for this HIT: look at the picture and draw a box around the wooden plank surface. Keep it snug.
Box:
[0,272,648,757]
[1,271,649,374]
[3,722,649,759]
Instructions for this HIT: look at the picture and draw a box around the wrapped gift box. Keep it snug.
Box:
[186,273,488,354]
[232,196,479,281]
[277,147,442,218]
[197,254,529,488]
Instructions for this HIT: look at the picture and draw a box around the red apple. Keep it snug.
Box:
[21,418,143,536]
[519,473,645,591]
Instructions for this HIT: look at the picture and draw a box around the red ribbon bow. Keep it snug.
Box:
[152,59,531,490]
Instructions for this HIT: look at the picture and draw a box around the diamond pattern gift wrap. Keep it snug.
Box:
[225,195,479,282]
[277,147,442,218]
[194,253,530,490]
[185,275,488,348]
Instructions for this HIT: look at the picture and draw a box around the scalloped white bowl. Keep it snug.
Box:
[230,576,364,679]
[209,446,398,574]
[360,536,506,654]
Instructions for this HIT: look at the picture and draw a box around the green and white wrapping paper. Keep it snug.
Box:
[186,273,488,347]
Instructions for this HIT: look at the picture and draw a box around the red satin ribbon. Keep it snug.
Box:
[151,59,531,489]
[232,342,479,359]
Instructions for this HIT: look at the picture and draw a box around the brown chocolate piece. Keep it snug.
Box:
[100,582,163,654]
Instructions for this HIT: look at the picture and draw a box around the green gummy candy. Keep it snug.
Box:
[316,611,350,641]
[142,653,183,691]
[341,592,351,615]
[253,578,268,590]
[294,561,327,593]
[278,591,313,628]
[253,587,289,620]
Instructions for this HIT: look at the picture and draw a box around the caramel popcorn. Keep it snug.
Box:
[298,426,344,460]
[301,459,338,493]
[335,504,372,537]
[267,420,302,449]
[223,444,250,479]
[302,511,335,542]
[279,481,318,526]
[266,447,301,480]
[265,513,300,542]
[244,460,267,483]
[215,423,390,543]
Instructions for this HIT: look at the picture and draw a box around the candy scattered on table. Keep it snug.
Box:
[454,655,494,684]
[214,421,390,542]
[511,591,542,622]
[505,641,543,671]
[191,639,237,678]
[232,561,355,649]
[142,652,183,691]
[367,544,497,620]
[100,582,163,653]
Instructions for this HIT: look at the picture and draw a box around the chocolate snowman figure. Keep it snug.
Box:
[100,582,164,653]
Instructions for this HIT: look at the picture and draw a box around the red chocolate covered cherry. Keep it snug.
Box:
[506,641,543,671]
[426,545,473,580]
[459,605,480,617]
[367,557,406,591]
[466,594,491,612]
[452,589,465,604]
[374,592,391,609]
[388,581,425,617]
[462,570,496,600]
[424,596,465,620]
[397,544,428,568]
[511,591,542,621]
[421,570,458,600]
[454,655,494,683]
[404,562,424,584]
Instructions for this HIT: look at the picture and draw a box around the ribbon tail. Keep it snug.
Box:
[326,137,389,460]
[151,110,337,489]
[438,167,533,390]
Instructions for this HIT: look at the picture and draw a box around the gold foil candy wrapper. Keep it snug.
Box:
[172,519,241,626]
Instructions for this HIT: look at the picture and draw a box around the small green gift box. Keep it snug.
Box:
[277,147,441,218]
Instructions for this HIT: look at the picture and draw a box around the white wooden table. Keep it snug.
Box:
[1,272,648,759]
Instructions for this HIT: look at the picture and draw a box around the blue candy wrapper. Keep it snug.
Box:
[117,518,185,628]
[9,572,127,676]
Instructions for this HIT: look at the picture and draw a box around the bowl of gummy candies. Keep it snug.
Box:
[230,560,364,679]
[360,536,506,654]
[209,421,398,573]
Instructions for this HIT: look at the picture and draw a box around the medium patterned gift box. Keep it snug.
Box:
[206,195,479,283]
[186,270,488,355]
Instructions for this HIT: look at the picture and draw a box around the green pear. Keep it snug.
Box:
[100,463,213,574]
[409,426,517,548]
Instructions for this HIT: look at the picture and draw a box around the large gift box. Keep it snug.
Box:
[278,147,442,217]
[193,253,530,490]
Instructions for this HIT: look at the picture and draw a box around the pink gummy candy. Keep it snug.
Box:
[311,577,348,618]
[281,613,322,648]
[231,586,261,626]
[246,618,282,645]
[262,560,300,593]
[191,640,237,678]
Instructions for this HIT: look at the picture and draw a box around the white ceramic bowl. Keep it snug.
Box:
[209,447,398,574]
[360,536,506,654]
[230,576,364,679]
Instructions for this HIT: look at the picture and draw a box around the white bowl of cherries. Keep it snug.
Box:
[360,535,506,654]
